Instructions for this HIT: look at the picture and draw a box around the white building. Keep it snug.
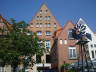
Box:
[77,18,96,60]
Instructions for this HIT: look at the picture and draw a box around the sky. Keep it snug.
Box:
[0,0,96,32]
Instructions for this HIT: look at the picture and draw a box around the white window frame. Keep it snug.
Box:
[40,10,42,14]
[37,31,42,36]
[40,16,42,20]
[64,39,67,45]
[54,23,57,28]
[39,23,42,27]
[46,31,51,36]
[47,23,51,27]
[68,29,74,39]
[45,40,51,48]
[36,23,39,27]
[36,16,40,20]
[60,39,63,44]
[68,46,77,59]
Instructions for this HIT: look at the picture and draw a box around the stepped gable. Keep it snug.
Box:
[28,4,62,32]
[0,15,12,32]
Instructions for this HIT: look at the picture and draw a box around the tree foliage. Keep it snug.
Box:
[0,19,45,71]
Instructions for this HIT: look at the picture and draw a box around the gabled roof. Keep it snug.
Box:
[0,15,12,32]
[63,20,74,29]
[77,18,96,41]
[29,3,62,28]
[54,20,74,38]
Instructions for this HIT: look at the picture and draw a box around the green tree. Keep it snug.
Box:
[0,19,45,72]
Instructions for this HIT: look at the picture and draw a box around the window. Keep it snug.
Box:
[36,23,39,27]
[40,16,42,20]
[91,44,93,48]
[64,39,67,45]
[47,16,50,20]
[91,51,94,58]
[54,23,57,28]
[44,23,47,27]
[38,40,43,47]
[94,44,96,47]
[36,55,41,63]
[30,23,33,25]
[68,29,74,39]
[46,10,48,12]
[0,67,3,72]
[40,10,42,13]
[40,23,42,27]
[44,16,47,20]
[68,47,77,59]
[37,31,42,36]
[30,23,33,27]
[47,23,51,27]
[95,50,96,55]
[0,18,3,22]
[44,10,48,13]
[46,31,51,36]
[36,16,39,20]
[60,39,63,44]
[26,32,32,35]
[45,40,51,48]
[46,55,51,63]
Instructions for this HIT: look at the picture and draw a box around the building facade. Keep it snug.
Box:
[0,15,12,36]
[0,15,12,72]
[1,4,96,72]
[51,19,96,72]
[51,21,79,72]
[77,18,96,60]
[28,4,62,72]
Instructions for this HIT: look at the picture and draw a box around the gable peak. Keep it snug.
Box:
[67,20,74,24]
[77,18,86,25]
[63,20,74,29]
[40,3,49,10]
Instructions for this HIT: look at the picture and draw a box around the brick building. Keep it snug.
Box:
[0,15,12,72]
[0,15,12,36]
[51,21,79,72]
[27,4,62,72]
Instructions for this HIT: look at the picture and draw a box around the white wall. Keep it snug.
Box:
[77,18,96,60]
